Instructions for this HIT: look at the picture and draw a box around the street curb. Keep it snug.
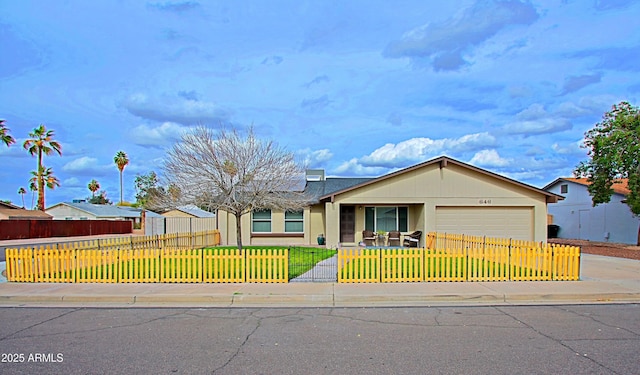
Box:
[0,292,638,307]
[134,295,233,304]
[503,292,640,303]
[0,295,65,303]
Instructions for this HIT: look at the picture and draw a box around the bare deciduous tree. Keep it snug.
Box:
[163,126,312,250]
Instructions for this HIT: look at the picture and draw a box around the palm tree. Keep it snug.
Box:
[88,179,100,197]
[23,124,62,210]
[29,181,37,209]
[0,119,16,147]
[17,187,26,208]
[29,166,60,209]
[114,151,129,204]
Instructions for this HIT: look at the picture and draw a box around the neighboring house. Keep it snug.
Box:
[142,205,217,236]
[46,201,149,228]
[0,202,52,220]
[217,156,562,247]
[544,178,639,245]
[162,204,216,218]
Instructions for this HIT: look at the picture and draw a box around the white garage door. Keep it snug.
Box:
[435,207,533,240]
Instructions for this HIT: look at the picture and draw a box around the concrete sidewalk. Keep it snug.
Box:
[0,254,638,308]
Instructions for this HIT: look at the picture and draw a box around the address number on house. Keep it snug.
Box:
[478,199,492,205]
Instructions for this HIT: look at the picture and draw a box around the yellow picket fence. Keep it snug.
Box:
[203,248,245,283]
[338,249,380,283]
[6,230,284,284]
[338,232,580,283]
[7,246,288,284]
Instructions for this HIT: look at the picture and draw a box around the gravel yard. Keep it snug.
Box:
[549,238,640,261]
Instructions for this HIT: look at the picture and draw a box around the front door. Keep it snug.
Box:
[340,205,355,243]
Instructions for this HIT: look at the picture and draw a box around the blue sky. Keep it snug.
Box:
[1,0,639,208]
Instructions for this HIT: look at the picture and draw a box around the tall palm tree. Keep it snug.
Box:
[114,151,129,204]
[29,181,37,209]
[88,179,100,197]
[29,167,60,208]
[23,124,62,210]
[17,187,26,208]
[0,119,16,147]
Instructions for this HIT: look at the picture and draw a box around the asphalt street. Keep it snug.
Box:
[0,305,638,374]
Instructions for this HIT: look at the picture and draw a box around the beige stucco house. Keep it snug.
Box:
[216,156,562,248]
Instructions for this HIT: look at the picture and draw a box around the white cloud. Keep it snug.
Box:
[516,103,547,120]
[62,157,97,172]
[334,158,388,176]
[298,148,333,167]
[62,177,81,187]
[551,140,585,155]
[554,101,593,118]
[360,132,497,168]
[469,149,511,167]
[130,122,188,148]
[504,118,572,135]
[122,93,230,125]
[500,170,545,182]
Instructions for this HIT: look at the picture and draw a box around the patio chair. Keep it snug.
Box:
[403,231,422,247]
[362,230,376,246]
[388,231,401,246]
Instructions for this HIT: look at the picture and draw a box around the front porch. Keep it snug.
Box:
[324,203,426,248]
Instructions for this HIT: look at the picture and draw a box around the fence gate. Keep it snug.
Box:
[289,247,337,282]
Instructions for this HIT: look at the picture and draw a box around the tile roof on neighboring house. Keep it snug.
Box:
[554,178,630,196]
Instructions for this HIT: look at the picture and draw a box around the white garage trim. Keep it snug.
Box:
[435,206,533,241]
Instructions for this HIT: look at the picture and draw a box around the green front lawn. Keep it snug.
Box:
[58,246,336,282]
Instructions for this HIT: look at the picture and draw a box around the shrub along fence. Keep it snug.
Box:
[337,232,580,283]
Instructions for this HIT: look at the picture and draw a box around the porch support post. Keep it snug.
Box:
[325,202,340,247]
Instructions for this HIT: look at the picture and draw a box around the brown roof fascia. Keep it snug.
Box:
[319,156,563,203]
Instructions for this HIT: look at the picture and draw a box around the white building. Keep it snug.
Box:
[544,178,639,245]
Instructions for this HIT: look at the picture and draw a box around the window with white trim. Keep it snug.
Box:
[252,209,272,232]
[285,210,303,232]
[364,206,408,232]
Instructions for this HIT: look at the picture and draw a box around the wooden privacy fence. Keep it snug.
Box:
[338,232,580,283]
[0,219,133,240]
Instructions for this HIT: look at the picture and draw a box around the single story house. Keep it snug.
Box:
[0,201,52,220]
[544,178,639,245]
[217,156,562,248]
[46,201,154,229]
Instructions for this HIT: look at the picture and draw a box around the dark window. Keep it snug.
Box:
[560,184,568,194]
[364,206,409,232]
